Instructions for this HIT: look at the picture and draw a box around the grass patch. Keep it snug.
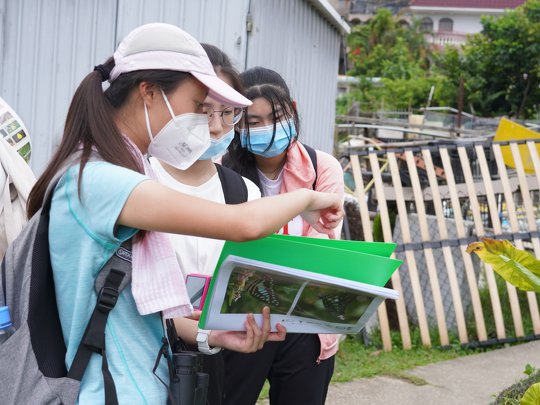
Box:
[331,335,473,383]
[256,332,485,403]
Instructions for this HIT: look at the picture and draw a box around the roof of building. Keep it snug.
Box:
[308,0,351,35]
[410,0,526,9]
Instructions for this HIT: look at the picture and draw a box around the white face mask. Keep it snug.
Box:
[144,89,210,170]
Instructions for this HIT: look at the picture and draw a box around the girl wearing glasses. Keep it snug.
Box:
[149,43,262,405]
[221,67,345,405]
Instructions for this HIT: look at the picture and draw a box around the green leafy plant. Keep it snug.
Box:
[467,238,540,404]
[520,365,540,405]
[521,382,540,405]
[524,364,536,377]
[467,238,540,292]
[491,371,540,405]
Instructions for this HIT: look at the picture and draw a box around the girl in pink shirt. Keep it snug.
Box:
[222,67,345,405]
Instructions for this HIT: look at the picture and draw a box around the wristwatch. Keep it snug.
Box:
[196,329,222,355]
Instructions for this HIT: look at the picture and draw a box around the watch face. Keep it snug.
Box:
[196,332,208,343]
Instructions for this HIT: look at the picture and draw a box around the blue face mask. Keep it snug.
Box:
[240,120,296,158]
[198,129,235,161]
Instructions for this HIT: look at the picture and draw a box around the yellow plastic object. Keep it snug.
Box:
[493,117,540,174]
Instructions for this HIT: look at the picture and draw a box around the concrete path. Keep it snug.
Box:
[324,340,540,405]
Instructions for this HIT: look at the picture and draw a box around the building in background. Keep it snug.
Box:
[327,0,353,18]
[0,0,349,173]
[348,0,411,25]
[330,0,527,76]
[409,0,527,47]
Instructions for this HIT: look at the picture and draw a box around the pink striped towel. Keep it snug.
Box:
[124,136,193,319]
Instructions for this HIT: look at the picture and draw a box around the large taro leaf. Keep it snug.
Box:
[521,382,540,405]
[466,238,540,292]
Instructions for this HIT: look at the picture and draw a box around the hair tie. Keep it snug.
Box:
[93,64,110,82]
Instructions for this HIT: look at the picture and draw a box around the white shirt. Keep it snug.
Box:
[151,158,261,277]
[257,168,303,236]
[257,167,283,197]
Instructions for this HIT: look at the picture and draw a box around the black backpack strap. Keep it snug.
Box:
[215,163,249,204]
[1,260,6,307]
[67,268,126,405]
[27,166,77,379]
[67,238,133,405]
[94,239,132,294]
[303,144,318,190]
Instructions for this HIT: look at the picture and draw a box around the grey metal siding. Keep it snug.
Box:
[0,0,117,172]
[0,0,341,173]
[115,0,249,72]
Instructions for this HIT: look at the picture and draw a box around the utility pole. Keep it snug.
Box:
[456,78,464,137]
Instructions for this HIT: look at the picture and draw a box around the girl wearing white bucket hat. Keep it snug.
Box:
[27,23,343,404]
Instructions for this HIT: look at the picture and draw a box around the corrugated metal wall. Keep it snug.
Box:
[0,0,342,173]
[114,0,250,73]
[0,0,117,172]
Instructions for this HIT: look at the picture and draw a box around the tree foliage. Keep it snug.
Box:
[346,8,453,111]
[344,0,540,118]
[459,0,540,118]
[348,9,431,79]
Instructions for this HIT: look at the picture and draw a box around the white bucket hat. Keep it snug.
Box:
[109,23,251,108]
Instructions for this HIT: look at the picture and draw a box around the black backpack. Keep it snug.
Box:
[0,162,249,405]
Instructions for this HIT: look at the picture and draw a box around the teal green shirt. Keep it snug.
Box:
[49,162,168,404]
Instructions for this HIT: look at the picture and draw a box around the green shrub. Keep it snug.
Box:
[492,369,540,404]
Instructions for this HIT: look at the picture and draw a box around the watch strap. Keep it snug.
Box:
[197,328,221,355]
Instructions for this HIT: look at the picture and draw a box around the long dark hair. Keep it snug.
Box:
[222,67,300,188]
[201,43,243,94]
[27,57,190,217]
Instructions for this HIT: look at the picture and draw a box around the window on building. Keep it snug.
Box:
[398,19,410,29]
[350,0,367,14]
[421,17,433,32]
[439,18,454,32]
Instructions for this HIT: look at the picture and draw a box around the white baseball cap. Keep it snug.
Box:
[109,23,251,108]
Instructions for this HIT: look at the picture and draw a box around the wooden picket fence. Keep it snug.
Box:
[346,138,540,351]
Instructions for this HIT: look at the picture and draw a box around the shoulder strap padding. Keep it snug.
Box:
[94,239,132,294]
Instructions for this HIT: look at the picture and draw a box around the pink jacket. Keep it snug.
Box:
[280,141,345,361]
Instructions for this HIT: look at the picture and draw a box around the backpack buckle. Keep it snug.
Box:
[96,286,119,313]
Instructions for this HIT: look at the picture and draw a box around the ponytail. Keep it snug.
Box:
[27,56,191,218]
[27,58,142,217]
